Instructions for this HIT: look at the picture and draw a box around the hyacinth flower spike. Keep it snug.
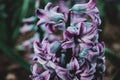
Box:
[31,0,105,80]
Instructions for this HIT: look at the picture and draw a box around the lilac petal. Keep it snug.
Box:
[87,0,96,9]
[33,55,47,65]
[41,37,50,51]
[80,63,96,80]
[71,18,87,26]
[36,9,45,18]
[40,70,50,80]
[68,57,80,70]
[87,50,98,62]
[70,0,96,14]
[73,77,79,80]
[31,63,38,75]
[22,16,36,23]
[81,75,94,80]
[95,13,101,25]
[21,39,33,49]
[46,23,65,33]
[96,42,105,54]
[45,23,55,33]
[52,6,59,12]
[63,30,73,40]
[59,0,68,13]
[37,19,47,26]
[81,37,93,44]
[44,2,52,11]
[79,42,93,49]
[86,25,97,35]
[33,41,43,54]
[20,24,34,34]
[55,66,69,80]
[54,76,59,80]
[45,61,56,69]
[67,27,78,35]
[87,12,101,25]
[83,26,97,40]
[61,40,74,49]
[54,23,66,31]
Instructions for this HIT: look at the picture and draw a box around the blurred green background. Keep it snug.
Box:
[0,0,120,80]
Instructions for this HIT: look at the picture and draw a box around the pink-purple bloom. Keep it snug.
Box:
[31,0,105,80]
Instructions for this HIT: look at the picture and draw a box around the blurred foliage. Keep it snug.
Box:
[0,0,120,79]
[97,0,120,25]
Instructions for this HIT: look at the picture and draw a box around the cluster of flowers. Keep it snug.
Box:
[16,16,39,51]
[31,0,105,80]
[16,0,41,52]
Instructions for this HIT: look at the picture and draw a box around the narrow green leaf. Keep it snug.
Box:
[44,0,50,4]
[20,0,30,20]
[112,68,120,80]
[105,48,120,67]
[0,43,31,73]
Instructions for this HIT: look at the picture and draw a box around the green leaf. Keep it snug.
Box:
[105,48,120,67]
[0,43,31,73]
[44,0,50,4]
[112,68,120,80]
[20,0,30,20]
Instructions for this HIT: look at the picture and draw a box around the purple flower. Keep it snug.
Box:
[70,0,101,25]
[20,17,36,34]
[62,22,97,55]
[36,2,66,33]
[67,57,80,70]
[33,40,52,65]
[70,0,96,14]
[79,42,105,62]
[30,63,50,80]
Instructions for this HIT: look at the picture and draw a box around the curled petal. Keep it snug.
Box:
[22,16,36,23]
[52,6,59,12]
[63,30,74,40]
[45,61,56,69]
[70,0,96,14]
[36,9,46,18]
[55,66,69,80]
[20,24,34,34]
[68,57,80,70]
[37,19,47,26]
[87,0,96,9]
[31,63,38,75]
[61,40,74,49]
[96,42,105,54]
[40,70,50,80]
[67,27,78,35]
[33,41,43,54]
[33,55,47,65]
[45,2,52,11]
[59,0,68,13]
